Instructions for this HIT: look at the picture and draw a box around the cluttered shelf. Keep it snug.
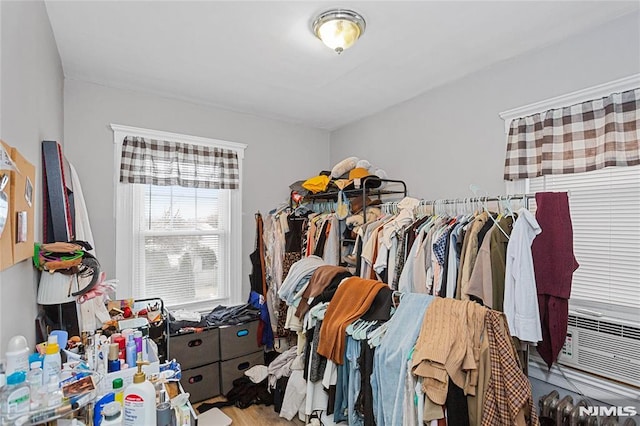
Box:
[294,177,407,203]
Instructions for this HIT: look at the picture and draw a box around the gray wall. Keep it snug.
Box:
[63,79,329,303]
[0,0,65,354]
[328,9,640,414]
[329,12,640,200]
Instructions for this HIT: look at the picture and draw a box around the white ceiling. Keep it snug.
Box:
[45,1,639,130]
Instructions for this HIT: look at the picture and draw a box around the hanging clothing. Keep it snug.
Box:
[482,310,539,426]
[317,277,388,364]
[465,226,495,307]
[277,255,326,306]
[490,215,516,311]
[412,298,486,406]
[249,213,267,295]
[296,265,352,319]
[531,192,579,368]
[504,208,542,343]
[457,212,490,299]
[371,293,434,426]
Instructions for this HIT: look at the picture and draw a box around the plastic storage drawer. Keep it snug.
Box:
[180,362,221,403]
[219,320,260,360]
[169,328,220,370]
[220,351,264,394]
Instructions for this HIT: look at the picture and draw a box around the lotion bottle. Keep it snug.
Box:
[41,335,61,384]
[123,361,156,426]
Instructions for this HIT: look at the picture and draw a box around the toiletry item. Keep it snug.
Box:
[42,335,62,384]
[112,336,126,360]
[108,344,120,373]
[93,393,115,426]
[85,333,94,370]
[1,371,30,422]
[112,378,124,406]
[49,330,69,351]
[156,389,175,426]
[26,361,43,409]
[141,336,148,362]
[45,376,63,408]
[98,337,109,375]
[5,336,30,375]
[133,331,143,361]
[123,362,156,426]
[125,335,136,370]
[28,352,43,369]
[102,401,123,425]
[178,404,191,426]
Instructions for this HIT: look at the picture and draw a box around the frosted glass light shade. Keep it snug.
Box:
[313,9,366,54]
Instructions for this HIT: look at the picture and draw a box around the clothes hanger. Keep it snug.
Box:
[470,185,510,240]
[355,320,375,340]
[367,322,388,348]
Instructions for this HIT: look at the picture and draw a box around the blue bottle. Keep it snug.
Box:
[125,335,136,369]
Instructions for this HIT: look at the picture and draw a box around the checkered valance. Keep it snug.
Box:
[120,136,240,189]
[503,88,640,180]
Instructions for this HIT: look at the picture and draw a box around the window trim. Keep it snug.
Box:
[110,124,247,309]
[499,73,640,133]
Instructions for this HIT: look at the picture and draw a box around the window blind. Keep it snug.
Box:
[132,184,228,307]
[527,165,640,310]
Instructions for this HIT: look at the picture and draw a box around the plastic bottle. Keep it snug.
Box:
[141,336,149,362]
[101,401,123,425]
[28,352,43,369]
[44,375,63,408]
[123,362,156,426]
[125,335,137,370]
[1,371,30,422]
[42,335,62,384]
[5,335,30,375]
[108,344,120,373]
[112,378,124,406]
[133,331,143,361]
[93,392,115,426]
[26,361,43,410]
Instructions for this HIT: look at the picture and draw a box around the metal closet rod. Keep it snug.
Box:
[417,194,535,205]
[378,193,537,210]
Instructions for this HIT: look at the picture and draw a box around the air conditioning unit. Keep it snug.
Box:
[557,310,640,388]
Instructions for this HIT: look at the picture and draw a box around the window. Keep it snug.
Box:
[500,75,640,319]
[526,165,640,315]
[111,125,245,310]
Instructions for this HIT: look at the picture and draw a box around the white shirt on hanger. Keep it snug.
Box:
[503,208,543,343]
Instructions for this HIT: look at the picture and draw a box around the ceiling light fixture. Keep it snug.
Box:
[312,9,366,54]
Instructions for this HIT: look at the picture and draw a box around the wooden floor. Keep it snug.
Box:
[194,396,305,425]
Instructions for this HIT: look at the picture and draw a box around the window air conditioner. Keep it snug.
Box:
[557,310,640,388]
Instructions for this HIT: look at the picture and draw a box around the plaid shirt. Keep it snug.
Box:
[482,310,539,426]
